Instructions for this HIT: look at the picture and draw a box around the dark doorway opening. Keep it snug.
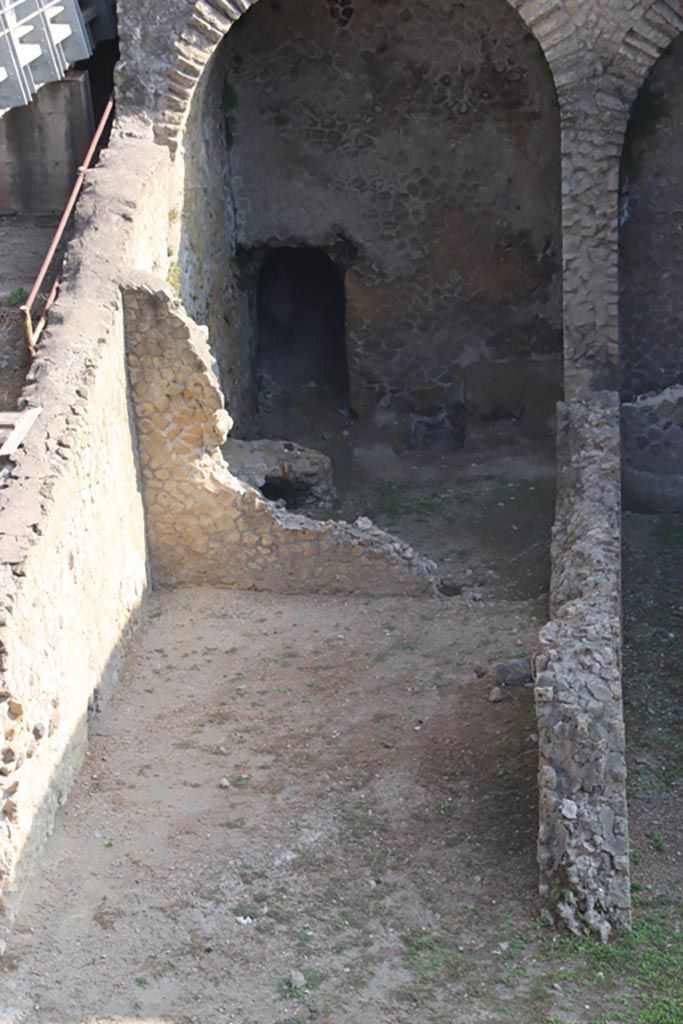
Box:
[256,247,350,417]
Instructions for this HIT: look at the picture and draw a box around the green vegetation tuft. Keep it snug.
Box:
[0,287,29,307]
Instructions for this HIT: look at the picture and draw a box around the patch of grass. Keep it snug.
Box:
[646,830,667,853]
[549,904,683,1021]
[276,968,326,1004]
[403,931,460,983]
[0,287,29,307]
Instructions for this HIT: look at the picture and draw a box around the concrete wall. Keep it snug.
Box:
[0,72,94,215]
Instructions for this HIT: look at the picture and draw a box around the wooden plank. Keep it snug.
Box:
[0,407,42,457]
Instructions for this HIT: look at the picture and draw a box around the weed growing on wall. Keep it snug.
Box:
[167,262,181,297]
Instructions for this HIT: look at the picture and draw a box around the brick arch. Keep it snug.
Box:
[616,1,683,105]
[507,0,583,87]
[153,0,564,154]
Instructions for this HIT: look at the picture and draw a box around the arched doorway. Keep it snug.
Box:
[177,0,562,452]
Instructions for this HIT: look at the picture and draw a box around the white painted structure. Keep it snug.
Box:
[0,0,115,111]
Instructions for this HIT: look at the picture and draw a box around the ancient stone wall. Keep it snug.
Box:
[180,0,564,439]
[175,39,254,431]
[536,392,630,941]
[123,273,437,594]
[0,132,173,950]
[622,385,683,511]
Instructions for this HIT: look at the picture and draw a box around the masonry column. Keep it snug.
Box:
[558,84,628,397]
[534,80,633,941]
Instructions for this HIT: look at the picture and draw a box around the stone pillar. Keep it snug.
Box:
[558,85,628,397]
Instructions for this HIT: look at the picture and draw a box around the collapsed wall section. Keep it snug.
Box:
[123,273,438,596]
[535,393,630,941]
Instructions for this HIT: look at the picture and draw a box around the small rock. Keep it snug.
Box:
[488,686,505,704]
[496,658,532,687]
[289,969,306,990]
[8,701,23,719]
[219,778,230,789]
[474,664,487,679]
[32,723,46,740]
[561,798,578,820]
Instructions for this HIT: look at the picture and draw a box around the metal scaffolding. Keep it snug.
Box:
[0,0,115,112]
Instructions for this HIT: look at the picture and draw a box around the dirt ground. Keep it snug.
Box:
[1,586,544,1024]
[2,435,683,1024]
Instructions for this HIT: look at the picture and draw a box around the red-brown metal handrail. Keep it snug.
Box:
[21,94,115,356]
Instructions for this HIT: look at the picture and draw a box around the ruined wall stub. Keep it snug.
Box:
[536,393,629,942]
[123,274,438,595]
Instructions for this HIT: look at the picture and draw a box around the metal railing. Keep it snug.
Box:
[20,92,114,355]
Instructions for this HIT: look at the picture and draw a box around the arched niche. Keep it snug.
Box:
[174,0,562,447]
[620,35,683,511]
